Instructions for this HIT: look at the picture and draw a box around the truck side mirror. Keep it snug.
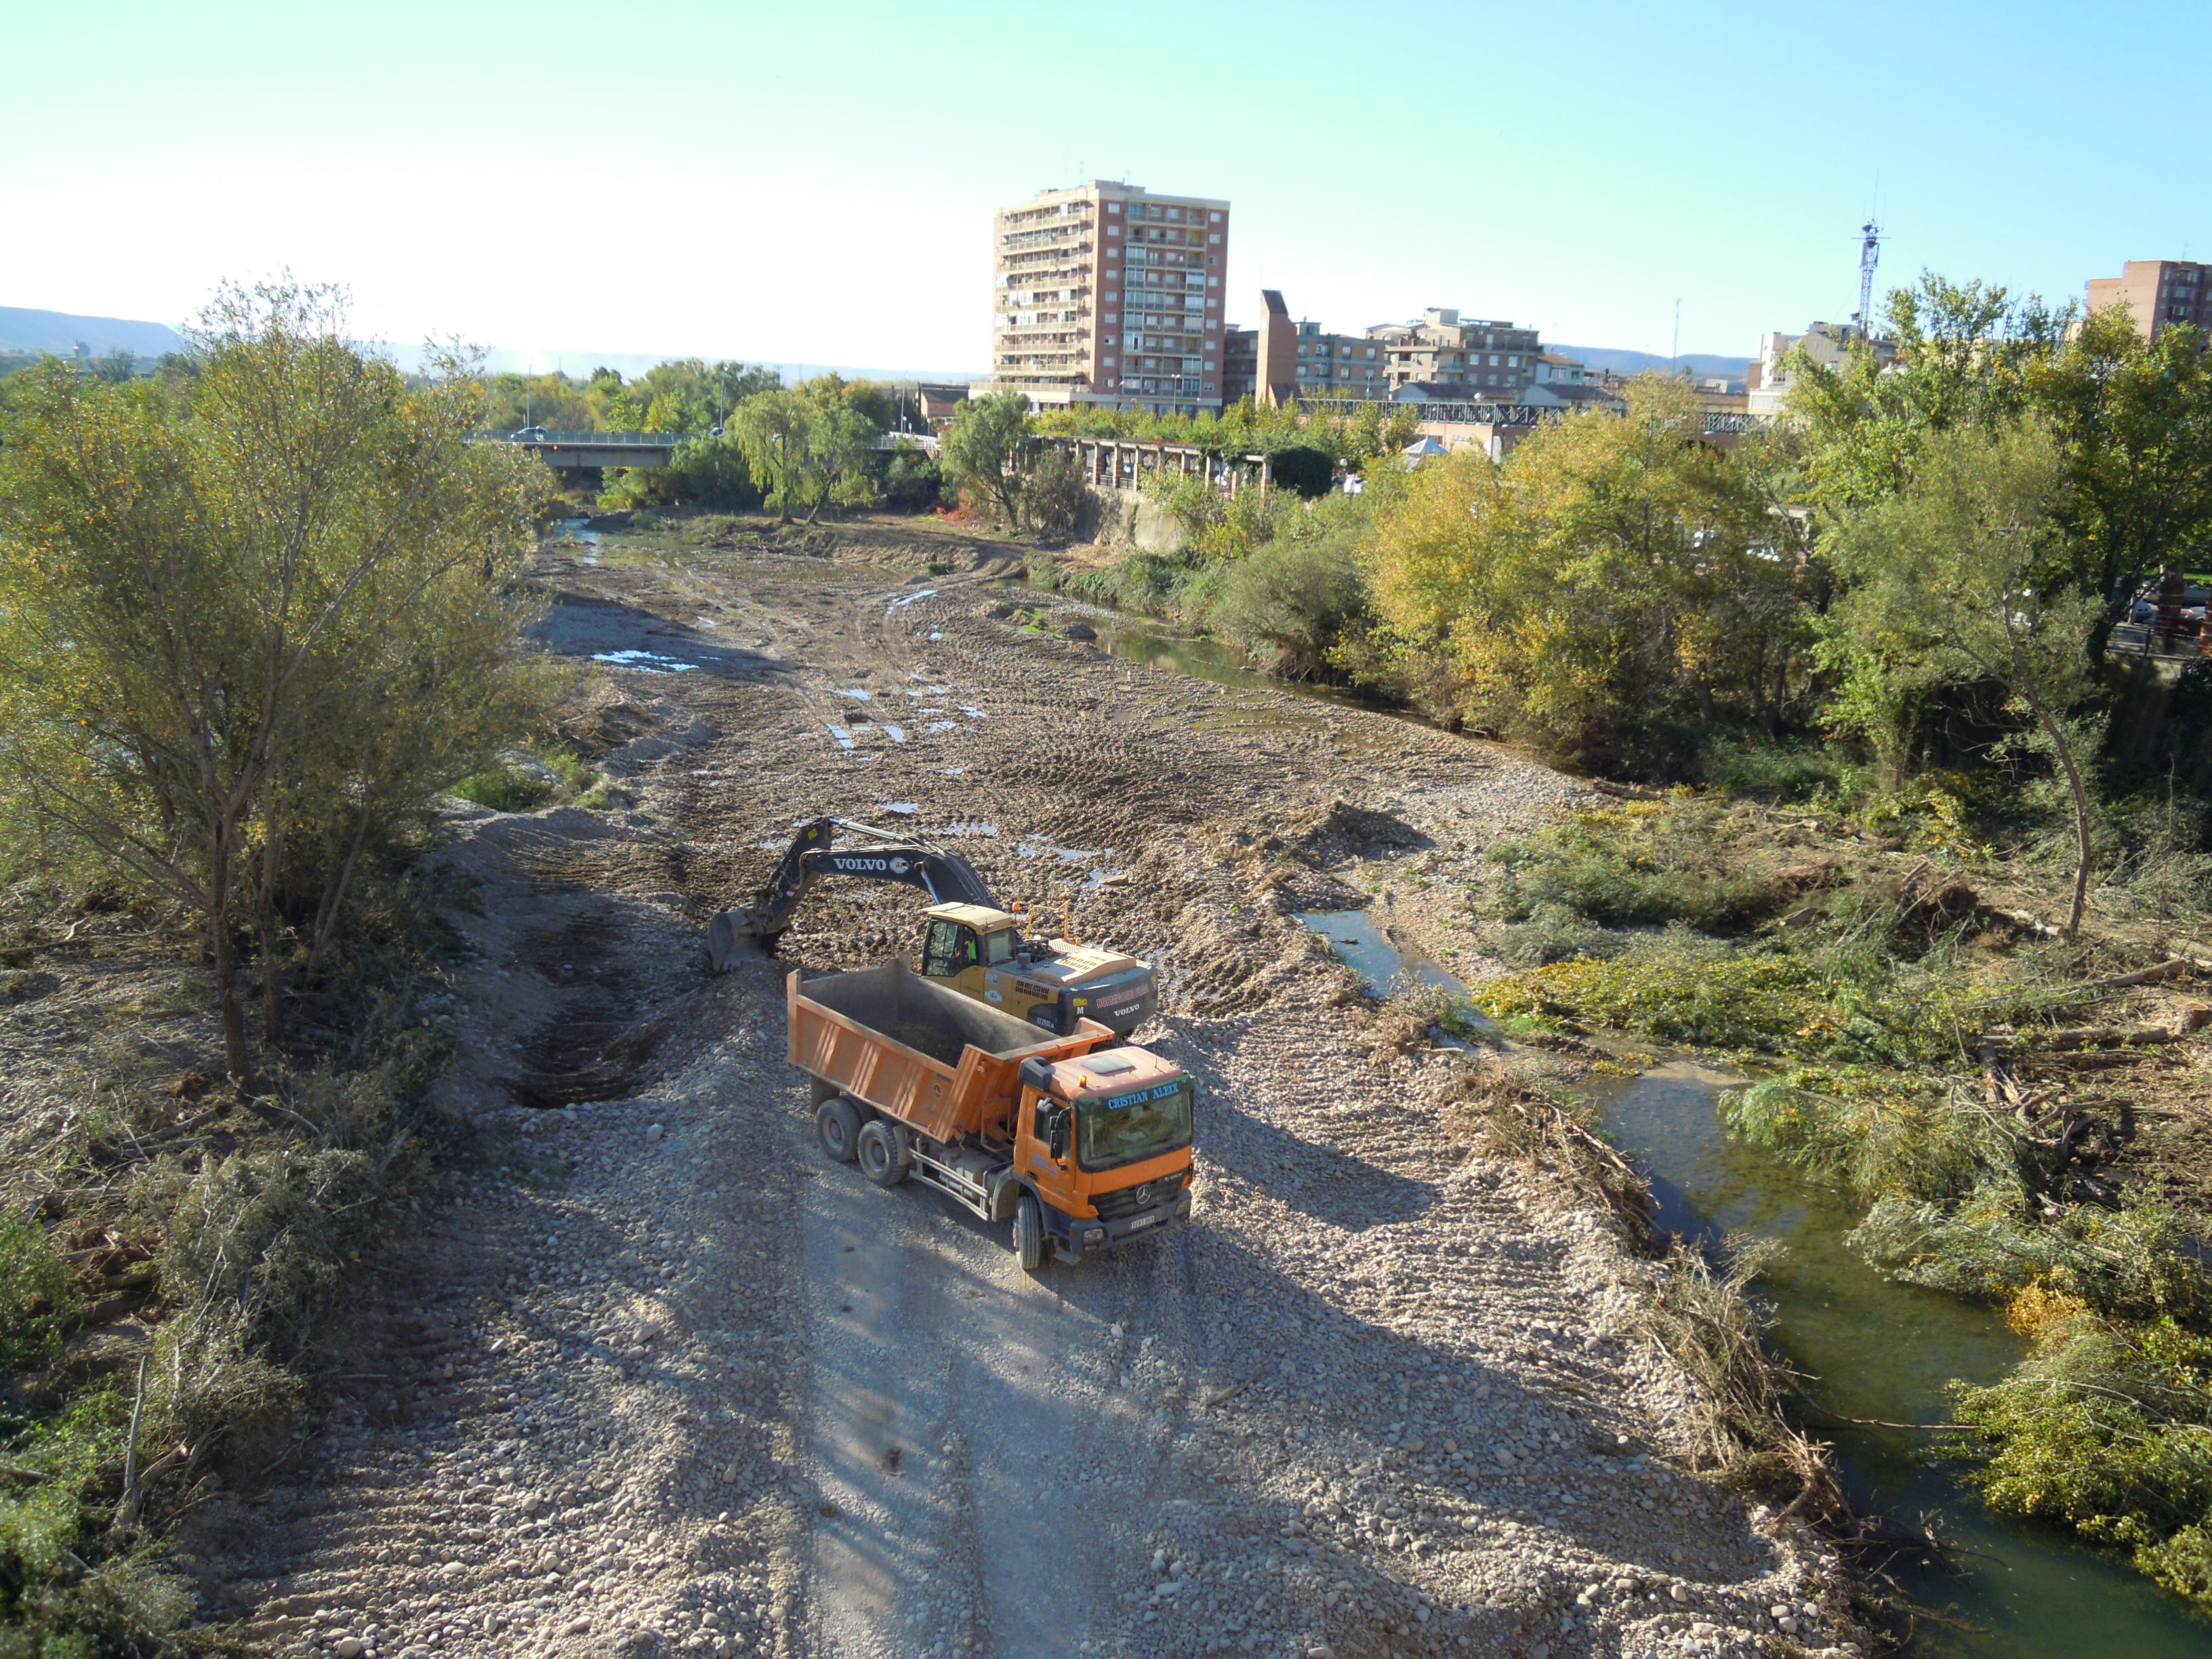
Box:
[1048,1111,1069,1162]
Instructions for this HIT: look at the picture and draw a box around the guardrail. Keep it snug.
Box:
[2109,621,2209,661]
[470,430,689,447]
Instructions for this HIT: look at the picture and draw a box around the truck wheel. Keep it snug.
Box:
[815,1097,861,1164]
[857,1120,909,1187]
[1013,1192,1044,1273]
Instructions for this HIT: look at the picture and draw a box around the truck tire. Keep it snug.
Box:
[815,1097,861,1164]
[857,1120,909,1187]
[1013,1192,1044,1273]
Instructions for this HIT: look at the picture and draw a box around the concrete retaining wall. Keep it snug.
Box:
[1080,487,1186,553]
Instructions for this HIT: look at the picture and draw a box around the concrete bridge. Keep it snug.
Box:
[474,430,685,470]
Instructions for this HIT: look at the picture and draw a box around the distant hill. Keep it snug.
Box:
[439,346,983,385]
[0,308,982,383]
[1555,344,1752,382]
[0,306,188,358]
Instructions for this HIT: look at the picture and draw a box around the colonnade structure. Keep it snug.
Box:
[1051,436,1274,499]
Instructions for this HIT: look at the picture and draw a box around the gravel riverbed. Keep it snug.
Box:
[182,528,1868,1659]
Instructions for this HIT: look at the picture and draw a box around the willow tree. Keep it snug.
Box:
[0,281,547,1081]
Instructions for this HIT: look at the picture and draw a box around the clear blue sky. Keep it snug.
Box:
[6,1,2203,371]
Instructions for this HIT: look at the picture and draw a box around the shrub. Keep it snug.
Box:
[1207,529,1369,679]
[0,1212,73,1368]
[880,444,942,512]
[1264,443,1335,499]
[1470,933,1830,1051]
[1851,1193,2212,1321]
[449,763,552,813]
[1019,448,1086,541]
[1950,1296,2212,1611]
[1726,1076,2022,1204]
[447,743,595,813]
[599,433,759,510]
[1483,900,1627,966]
[1699,735,1870,805]
[0,1395,194,1650]
[1483,808,1793,933]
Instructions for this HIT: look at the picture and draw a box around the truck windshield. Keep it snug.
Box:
[1076,1078,1192,1172]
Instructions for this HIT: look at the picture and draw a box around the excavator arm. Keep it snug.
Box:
[707,817,1001,971]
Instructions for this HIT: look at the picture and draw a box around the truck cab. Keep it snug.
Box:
[1012,1046,1194,1263]
[918,902,1158,1038]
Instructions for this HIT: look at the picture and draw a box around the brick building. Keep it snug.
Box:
[1370,309,1543,396]
[985,181,1230,415]
[2087,260,2212,340]
[1221,295,1507,405]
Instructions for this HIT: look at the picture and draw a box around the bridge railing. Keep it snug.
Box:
[1294,398,1765,436]
[470,430,689,447]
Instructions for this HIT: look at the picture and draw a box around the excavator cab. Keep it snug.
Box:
[919,907,1023,981]
[918,902,1157,1036]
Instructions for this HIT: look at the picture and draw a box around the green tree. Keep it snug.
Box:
[941,390,1034,526]
[0,280,546,1080]
[1823,421,2102,931]
[479,371,596,433]
[1360,378,1808,765]
[1788,274,2068,512]
[600,359,781,432]
[2026,304,2212,615]
[731,388,815,523]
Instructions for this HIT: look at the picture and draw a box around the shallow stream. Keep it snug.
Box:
[1297,909,2209,1657]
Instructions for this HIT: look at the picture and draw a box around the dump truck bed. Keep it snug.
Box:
[788,963,1113,1143]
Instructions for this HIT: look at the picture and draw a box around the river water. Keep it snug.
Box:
[1290,907,2209,1656]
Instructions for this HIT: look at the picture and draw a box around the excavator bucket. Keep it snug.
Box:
[707,908,776,971]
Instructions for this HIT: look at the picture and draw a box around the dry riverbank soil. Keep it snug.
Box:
[197,525,1869,1659]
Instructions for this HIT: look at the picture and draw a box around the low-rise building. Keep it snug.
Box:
[1746,321,1891,416]
[1222,293,1389,405]
[1223,298,1539,405]
[1371,308,1543,396]
[1532,350,1593,386]
[2087,259,2212,340]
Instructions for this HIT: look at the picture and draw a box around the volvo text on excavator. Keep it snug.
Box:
[706,817,1159,1037]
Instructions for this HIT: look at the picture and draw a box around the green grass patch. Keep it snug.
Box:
[449,743,598,814]
[1472,937,1830,1051]
[1483,804,1813,934]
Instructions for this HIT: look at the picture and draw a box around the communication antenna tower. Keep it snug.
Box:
[1852,220,1882,338]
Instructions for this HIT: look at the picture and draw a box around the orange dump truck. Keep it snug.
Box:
[787,962,1195,1270]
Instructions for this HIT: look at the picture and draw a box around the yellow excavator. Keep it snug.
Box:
[707,817,1159,1037]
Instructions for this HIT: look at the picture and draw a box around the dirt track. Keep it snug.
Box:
[205,523,1865,1659]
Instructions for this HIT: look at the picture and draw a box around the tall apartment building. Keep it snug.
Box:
[1372,309,1542,395]
[987,181,1229,416]
[2087,260,2212,339]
